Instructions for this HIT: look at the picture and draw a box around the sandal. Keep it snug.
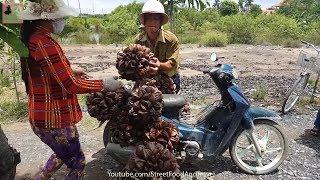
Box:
[305,127,320,136]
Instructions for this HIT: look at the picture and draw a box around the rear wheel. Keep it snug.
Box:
[282,74,309,114]
[229,120,288,175]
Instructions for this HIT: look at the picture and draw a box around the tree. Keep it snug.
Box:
[213,0,220,8]
[245,0,253,12]
[249,4,262,17]
[238,0,244,12]
[219,0,239,16]
[277,0,320,25]
[103,2,143,43]
[159,0,210,32]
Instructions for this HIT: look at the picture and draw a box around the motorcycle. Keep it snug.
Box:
[103,53,288,175]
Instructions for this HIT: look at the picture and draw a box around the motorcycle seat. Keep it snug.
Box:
[162,94,187,110]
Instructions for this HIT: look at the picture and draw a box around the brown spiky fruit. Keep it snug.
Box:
[116,44,158,81]
[129,85,163,125]
[86,86,130,124]
[134,73,176,94]
[145,119,179,151]
[126,142,180,175]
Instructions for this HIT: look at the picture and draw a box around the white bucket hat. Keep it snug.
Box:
[139,0,169,26]
[20,0,79,20]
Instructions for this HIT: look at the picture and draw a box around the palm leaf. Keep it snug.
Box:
[0,24,28,57]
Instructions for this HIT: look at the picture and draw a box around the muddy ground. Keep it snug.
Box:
[2,44,320,179]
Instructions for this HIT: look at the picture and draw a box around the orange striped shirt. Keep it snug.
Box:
[25,30,103,128]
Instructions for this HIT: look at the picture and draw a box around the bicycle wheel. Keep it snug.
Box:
[281,73,310,114]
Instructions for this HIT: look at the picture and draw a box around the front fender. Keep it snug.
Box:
[242,106,281,129]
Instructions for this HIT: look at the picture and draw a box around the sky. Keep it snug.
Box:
[63,0,282,15]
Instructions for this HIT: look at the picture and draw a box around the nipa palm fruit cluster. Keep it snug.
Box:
[86,87,130,123]
[87,44,181,174]
[134,73,176,94]
[125,142,180,176]
[86,84,180,148]
[116,44,176,94]
[116,44,158,81]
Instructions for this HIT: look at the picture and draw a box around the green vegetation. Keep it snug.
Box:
[252,85,267,101]
[43,0,318,47]
[0,101,28,123]
[200,31,228,47]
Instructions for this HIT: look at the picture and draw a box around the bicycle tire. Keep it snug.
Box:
[281,73,310,114]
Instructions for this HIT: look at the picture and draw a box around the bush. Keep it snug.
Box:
[219,0,239,16]
[178,31,202,44]
[123,35,137,45]
[175,15,193,34]
[218,14,256,44]
[103,2,142,44]
[200,31,228,47]
[202,8,221,23]
[254,14,302,46]
[199,21,219,33]
[68,30,92,44]
[249,4,262,17]
[282,39,301,48]
[0,101,28,122]
[305,21,320,45]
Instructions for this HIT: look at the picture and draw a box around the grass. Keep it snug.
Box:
[252,85,268,101]
[296,95,320,111]
[0,84,28,123]
[0,101,28,123]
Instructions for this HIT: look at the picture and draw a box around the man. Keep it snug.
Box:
[19,0,120,179]
[135,0,181,93]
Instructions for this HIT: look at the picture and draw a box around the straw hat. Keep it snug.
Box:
[20,0,79,20]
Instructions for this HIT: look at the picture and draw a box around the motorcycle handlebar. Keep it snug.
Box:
[216,56,225,60]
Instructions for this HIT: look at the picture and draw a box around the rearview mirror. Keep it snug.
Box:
[210,53,217,62]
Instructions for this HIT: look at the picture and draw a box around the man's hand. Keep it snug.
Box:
[149,58,161,75]
[73,70,91,79]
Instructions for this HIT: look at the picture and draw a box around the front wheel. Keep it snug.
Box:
[229,120,288,175]
[281,73,309,114]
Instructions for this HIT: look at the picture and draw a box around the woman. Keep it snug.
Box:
[19,0,120,179]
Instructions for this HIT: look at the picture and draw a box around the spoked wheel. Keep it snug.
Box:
[230,120,288,175]
[281,73,309,114]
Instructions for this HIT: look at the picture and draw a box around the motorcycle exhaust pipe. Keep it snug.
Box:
[105,143,135,164]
